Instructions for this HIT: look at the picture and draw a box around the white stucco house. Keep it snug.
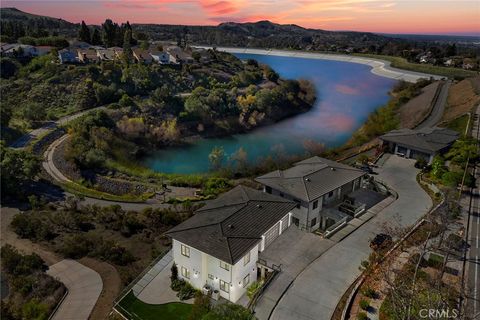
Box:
[255,156,367,232]
[166,186,296,302]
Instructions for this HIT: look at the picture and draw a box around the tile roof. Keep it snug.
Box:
[380,127,459,153]
[166,185,296,264]
[255,156,365,202]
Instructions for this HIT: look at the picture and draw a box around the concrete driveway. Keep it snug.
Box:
[268,155,432,320]
[47,259,103,320]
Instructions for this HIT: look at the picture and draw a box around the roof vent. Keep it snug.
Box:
[228,224,234,229]
[305,178,311,182]
[331,167,336,171]
[256,204,263,209]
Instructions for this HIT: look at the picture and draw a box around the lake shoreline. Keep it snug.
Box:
[194,46,443,83]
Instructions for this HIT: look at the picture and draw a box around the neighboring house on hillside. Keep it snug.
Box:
[150,50,170,64]
[77,49,100,63]
[2,44,36,57]
[166,185,296,303]
[133,48,153,64]
[108,47,124,59]
[255,156,366,232]
[96,49,116,61]
[58,49,78,64]
[380,127,459,164]
[35,46,54,56]
[166,46,194,64]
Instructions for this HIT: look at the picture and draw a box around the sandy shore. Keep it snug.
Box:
[195,46,443,83]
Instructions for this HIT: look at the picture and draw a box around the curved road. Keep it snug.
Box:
[9,106,106,149]
[416,80,452,129]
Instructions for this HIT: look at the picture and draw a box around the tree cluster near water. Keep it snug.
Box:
[0,244,66,320]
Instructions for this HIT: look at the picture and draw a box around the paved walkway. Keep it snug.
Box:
[266,156,432,320]
[195,47,442,83]
[47,259,103,320]
[135,251,194,304]
[9,106,105,149]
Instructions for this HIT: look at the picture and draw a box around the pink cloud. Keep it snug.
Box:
[335,84,360,95]
[200,0,238,15]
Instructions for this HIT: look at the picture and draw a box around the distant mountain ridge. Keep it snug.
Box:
[1,7,77,29]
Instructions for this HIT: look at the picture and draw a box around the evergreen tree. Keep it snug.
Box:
[78,21,91,43]
[91,28,102,45]
[102,19,118,48]
[122,29,133,65]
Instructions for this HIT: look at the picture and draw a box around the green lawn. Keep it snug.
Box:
[352,53,478,79]
[116,291,192,320]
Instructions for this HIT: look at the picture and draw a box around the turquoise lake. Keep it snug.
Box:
[143,53,397,174]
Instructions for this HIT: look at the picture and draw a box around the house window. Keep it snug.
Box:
[181,266,190,279]
[181,244,190,257]
[208,274,214,280]
[244,251,251,266]
[311,218,317,227]
[313,200,318,209]
[220,280,230,293]
[292,217,300,227]
[328,191,334,198]
[265,186,272,194]
[294,200,301,209]
[219,261,230,271]
[243,274,250,288]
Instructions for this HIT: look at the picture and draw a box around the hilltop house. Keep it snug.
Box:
[150,50,170,64]
[133,49,153,64]
[77,49,100,63]
[166,186,296,302]
[96,49,116,61]
[58,49,78,64]
[166,46,193,64]
[255,156,366,232]
[380,127,459,164]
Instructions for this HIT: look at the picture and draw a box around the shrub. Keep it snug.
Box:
[357,312,369,320]
[247,281,263,300]
[177,281,196,300]
[171,263,178,282]
[170,278,184,292]
[359,299,370,310]
[362,286,377,299]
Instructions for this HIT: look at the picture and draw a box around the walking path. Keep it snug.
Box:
[195,47,443,83]
[263,156,432,320]
[416,80,452,129]
[9,106,106,149]
[47,259,103,320]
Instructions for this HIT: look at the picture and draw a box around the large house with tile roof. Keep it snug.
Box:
[255,156,366,232]
[380,127,459,164]
[166,185,296,302]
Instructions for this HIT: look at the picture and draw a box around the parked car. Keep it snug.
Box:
[370,233,393,250]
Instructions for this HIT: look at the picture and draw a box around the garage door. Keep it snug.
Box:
[281,214,289,232]
[264,222,280,248]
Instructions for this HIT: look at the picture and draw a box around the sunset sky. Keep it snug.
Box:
[2,0,479,36]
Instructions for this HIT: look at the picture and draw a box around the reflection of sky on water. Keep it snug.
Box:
[143,54,396,173]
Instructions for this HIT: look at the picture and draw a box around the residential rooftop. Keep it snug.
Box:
[166,185,296,264]
[255,156,365,202]
[380,126,459,153]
